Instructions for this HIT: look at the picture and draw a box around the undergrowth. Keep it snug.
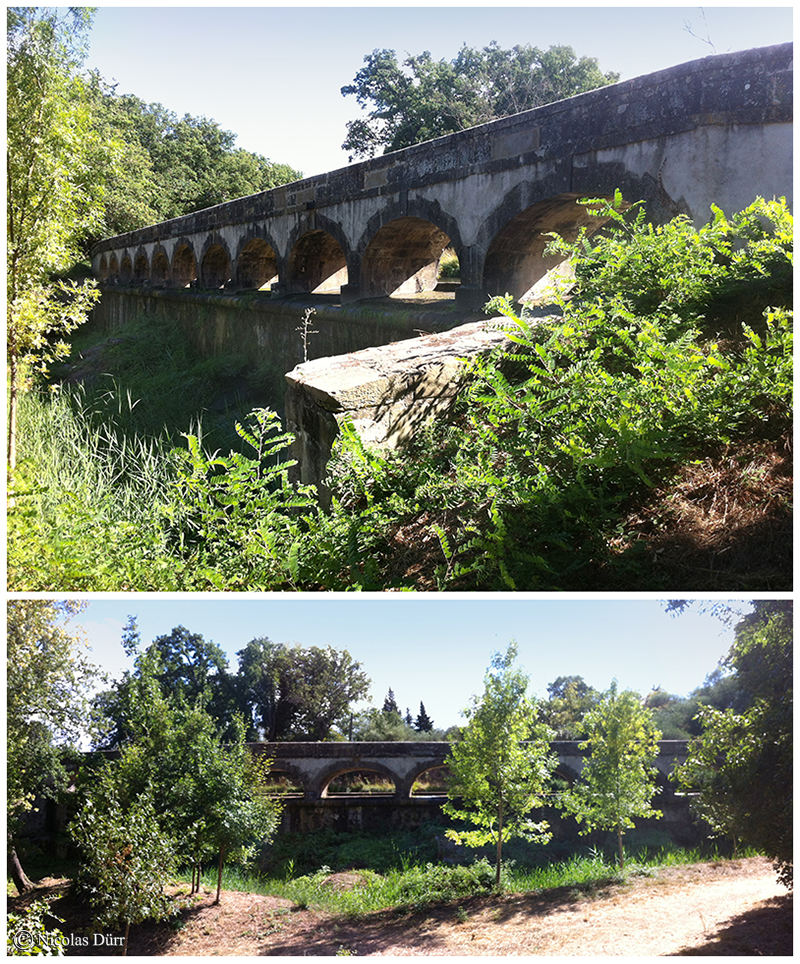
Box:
[8,196,792,591]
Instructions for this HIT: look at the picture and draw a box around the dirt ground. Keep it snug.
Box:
[12,856,791,956]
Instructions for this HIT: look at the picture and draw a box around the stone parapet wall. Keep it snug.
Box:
[284,319,517,493]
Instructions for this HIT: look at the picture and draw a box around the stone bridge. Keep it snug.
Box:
[91,44,792,311]
[252,740,689,801]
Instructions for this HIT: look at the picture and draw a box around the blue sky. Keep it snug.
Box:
[83,5,793,177]
[72,596,752,728]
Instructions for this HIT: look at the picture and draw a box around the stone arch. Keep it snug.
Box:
[360,217,452,298]
[200,236,233,288]
[266,762,307,796]
[409,764,450,797]
[172,239,197,288]
[480,189,612,304]
[151,245,171,287]
[236,233,279,289]
[316,762,398,798]
[286,227,348,295]
[98,255,109,281]
[133,247,149,284]
[355,199,463,299]
[108,254,120,283]
[119,252,133,285]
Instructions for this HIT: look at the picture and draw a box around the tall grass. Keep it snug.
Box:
[181,845,731,918]
[9,385,190,590]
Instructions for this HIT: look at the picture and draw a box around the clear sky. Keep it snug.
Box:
[73,596,752,729]
[83,5,793,177]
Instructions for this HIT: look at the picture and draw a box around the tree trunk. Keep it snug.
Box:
[122,920,130,956]
[7,350,18,471]
[8,845,34,894]
[495,796,504,888]
[617,828,624,870]
[215,846,225,905]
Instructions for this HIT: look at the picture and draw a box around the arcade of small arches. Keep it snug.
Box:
[95,194,600,307]
[255,741,688,802]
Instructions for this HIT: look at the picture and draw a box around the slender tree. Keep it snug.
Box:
[415,701,434,732]
[559,681,662,868]
[7,599,101,892]
[6,7,112,468]
[443,642,557,886]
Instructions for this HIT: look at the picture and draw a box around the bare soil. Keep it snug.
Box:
[11,856,791,956]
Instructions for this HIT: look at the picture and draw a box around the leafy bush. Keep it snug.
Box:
[394,859,502,905]
[7,900,65,956]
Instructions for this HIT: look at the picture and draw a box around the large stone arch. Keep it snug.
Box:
[285,217,349,295]
[119,251,133,285]
[236,232,280,290]
[316,762,399,799]
[151,245,171,287]
[133,246,149,284]
[353,198,463,300]
[480,189,612,304]
[200,235,233,288]
[172,239,197,288]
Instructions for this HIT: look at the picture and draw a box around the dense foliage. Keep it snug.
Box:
[88,83,302,238]
[559,682,663,868]
[6,7,107,467]
[6,600,101,893]
[341,41,618,159]
[672,601,792,886]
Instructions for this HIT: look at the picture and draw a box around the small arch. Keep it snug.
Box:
[172,241,197,288]
[119,252,133,285]
[151,246,171,287]
[133,247,149,284]
[108,254,120,283]
[360,216,451,299]
[98,255,109,281]
[265,765,305,797]
[237,236,278,290]
[286,229,348,295]
[201,238,233,289]
[482,193,612,304]
[410,765,450,797]
[318,764,397,798]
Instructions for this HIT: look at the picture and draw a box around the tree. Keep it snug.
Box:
[95,621,240,746]
[559,681,662,868]
[237,637,295,740]
[341,41,619,159]
[284,646,370,740]
[6,7,113,468]
[7,599,101,892]
[443,642,557,886]
[87,87,304,235]
[70,784,176,955]
[671,601,792,885]
[77,654,282,913]
[541,675,600,738]
[415,701,434,732]
[382,687,400,717]
[237,641,370,741]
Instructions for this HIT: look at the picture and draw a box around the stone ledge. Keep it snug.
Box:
[284,318,525,493]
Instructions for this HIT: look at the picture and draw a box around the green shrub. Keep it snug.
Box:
[394,859,501,905]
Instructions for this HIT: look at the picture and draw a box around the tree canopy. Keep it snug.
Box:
[672,601,792,885]
[7,598,102,892]
[443,643,557,885]
[88,84,303,238]
[341,41,619,159]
